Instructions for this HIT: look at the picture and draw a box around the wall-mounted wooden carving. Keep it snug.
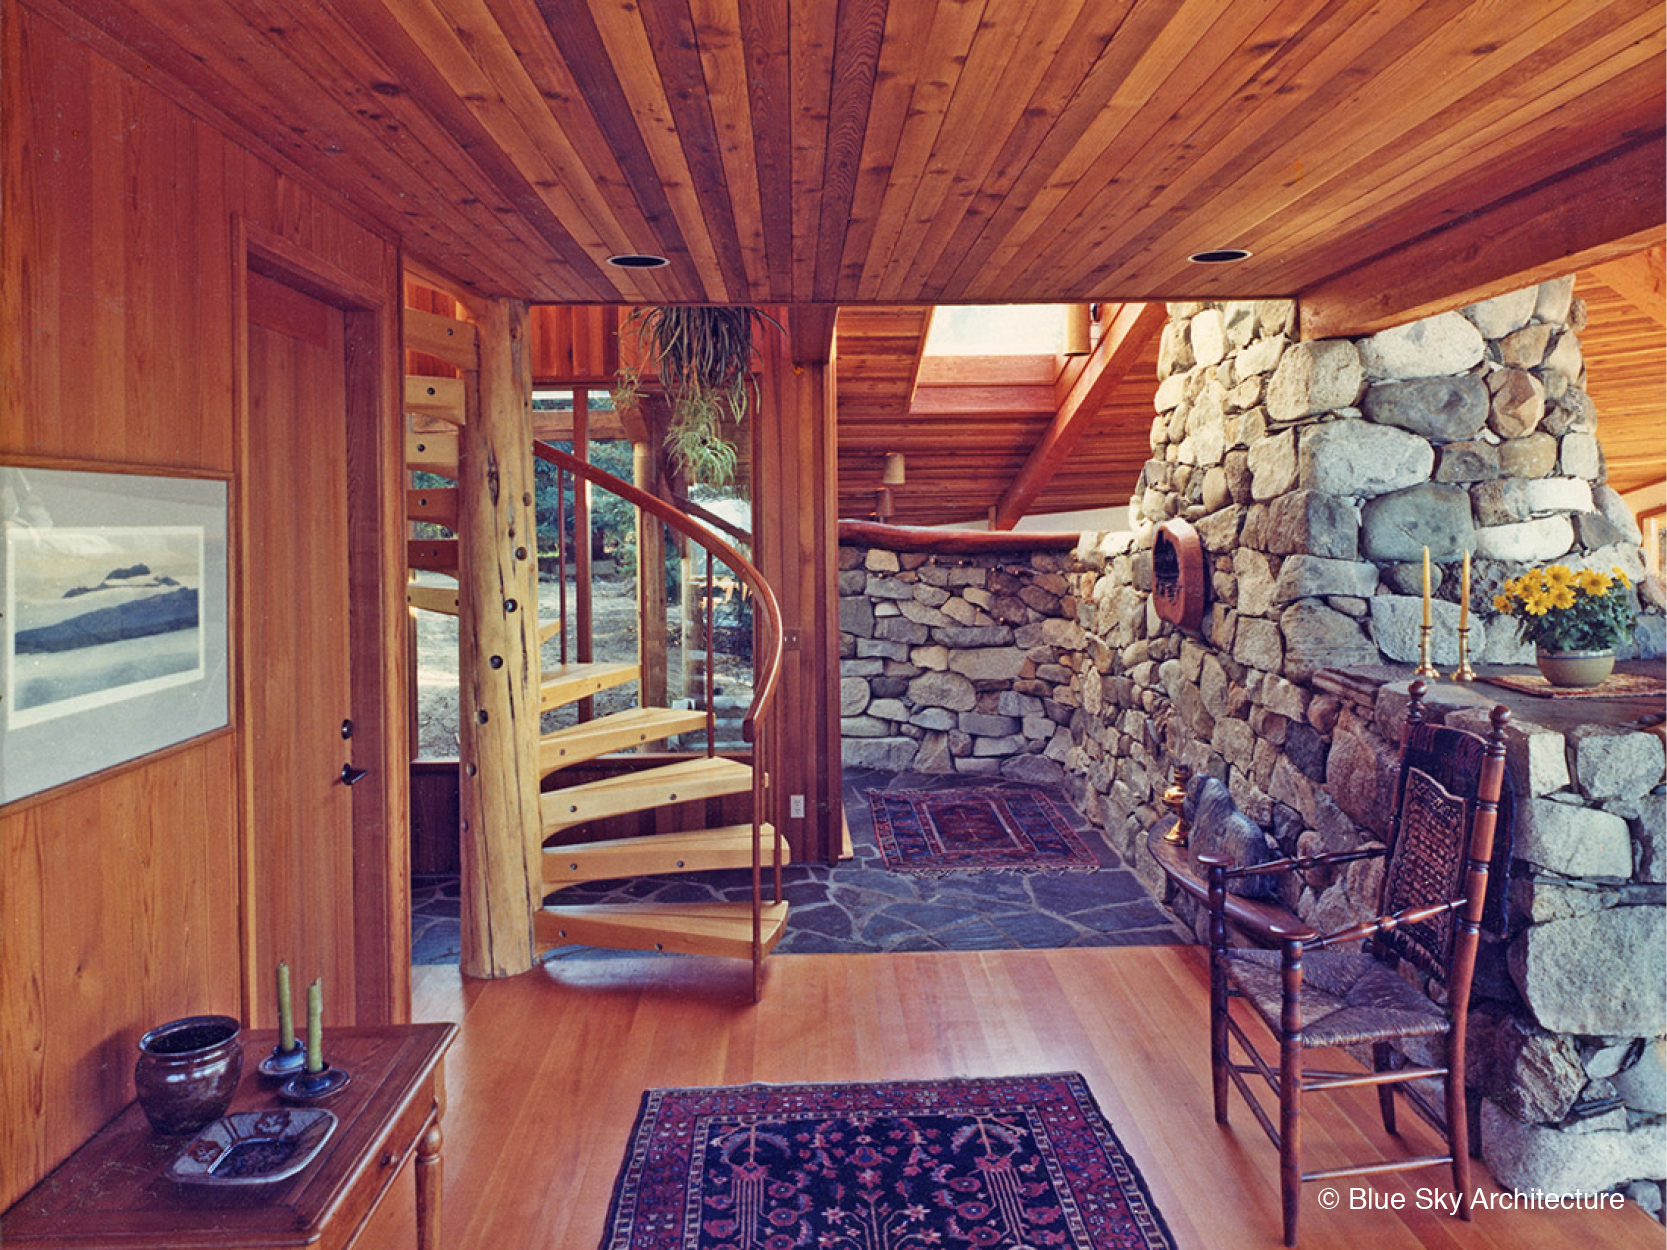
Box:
[1152,519,1206,634]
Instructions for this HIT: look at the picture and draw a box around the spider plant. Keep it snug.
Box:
[612,306,781,487]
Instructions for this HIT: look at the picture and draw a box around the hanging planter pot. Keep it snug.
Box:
[614,306,782,487]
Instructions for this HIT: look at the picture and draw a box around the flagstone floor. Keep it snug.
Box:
[411,768,1185,965]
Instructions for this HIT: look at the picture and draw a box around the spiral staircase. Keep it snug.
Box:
[403,292,789,997]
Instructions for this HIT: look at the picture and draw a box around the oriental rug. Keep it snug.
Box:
[867,786,1100,874]
[599,1073,1176,1250]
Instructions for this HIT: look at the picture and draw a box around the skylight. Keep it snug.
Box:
[922,304,1071,356]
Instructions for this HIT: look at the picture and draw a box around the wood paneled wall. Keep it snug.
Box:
[0,0,402,1207]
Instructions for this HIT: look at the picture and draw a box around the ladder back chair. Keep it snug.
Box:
[1199,681,1510,1245]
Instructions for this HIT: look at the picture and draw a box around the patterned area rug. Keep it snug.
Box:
[600,1073,1176,1250]
[867,787,1101,874]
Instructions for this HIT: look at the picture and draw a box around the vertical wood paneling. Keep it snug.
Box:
[755,313,841,862]
[1,1,403,1208]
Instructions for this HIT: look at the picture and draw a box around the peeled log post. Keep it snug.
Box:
[459,299,540,978]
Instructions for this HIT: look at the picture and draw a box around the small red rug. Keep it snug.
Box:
[867,787,1101,874]
[600,1073,1176,1249]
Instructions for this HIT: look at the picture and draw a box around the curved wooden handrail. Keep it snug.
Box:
[837,519,1081,553]
[531,441,784,742]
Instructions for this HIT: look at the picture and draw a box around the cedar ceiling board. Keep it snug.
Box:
[1581,275,1667,497]
[36,1,1667,305]
[873,0,1095,302]
[1014,0,1646,294]
[930,0,1323,301]
[1241,64,1667,296]
[369,0,677,305]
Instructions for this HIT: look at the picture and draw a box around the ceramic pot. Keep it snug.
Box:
[134,1015,243,1134]
[1536,647,1615,689]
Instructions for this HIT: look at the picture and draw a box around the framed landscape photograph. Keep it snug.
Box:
[0,467,228,804]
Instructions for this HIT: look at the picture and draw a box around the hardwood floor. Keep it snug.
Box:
[378,948,1658,1249]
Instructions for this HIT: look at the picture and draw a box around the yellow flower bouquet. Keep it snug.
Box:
[1492,564,1636,653]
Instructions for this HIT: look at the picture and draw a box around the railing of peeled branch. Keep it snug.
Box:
[531,441,787,987]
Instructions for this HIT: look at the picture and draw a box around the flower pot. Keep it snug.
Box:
[1535,647,1615,689]
[134,1015,243,1134]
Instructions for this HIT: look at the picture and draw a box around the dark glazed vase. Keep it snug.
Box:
[134,1015,243,1134]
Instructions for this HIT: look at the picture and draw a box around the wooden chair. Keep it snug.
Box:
[1200,682,1510,1245]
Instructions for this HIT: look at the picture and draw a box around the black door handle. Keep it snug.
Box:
[341,763,369,786]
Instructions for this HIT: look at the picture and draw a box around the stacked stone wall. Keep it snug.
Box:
[838,546,1079,782]
[1053,285,1665,1212]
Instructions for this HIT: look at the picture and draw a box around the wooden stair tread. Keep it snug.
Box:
[539,706,709,774]
[406,584,460,615]
[543,822,784,889]
[534,900,789,959]
[540,757,752,833]
[539,661,639,711]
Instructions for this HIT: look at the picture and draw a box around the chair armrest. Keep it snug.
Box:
[1144,830,1304,947]
[1214,845,1387,880]
[1309,896,1464,951]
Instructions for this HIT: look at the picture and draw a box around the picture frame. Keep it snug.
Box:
[1,465,229,805]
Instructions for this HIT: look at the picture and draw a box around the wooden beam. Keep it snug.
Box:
[904,307,935,411]
[458,299,540,979]
[1589,243,1667,328]
[991,302,1164,530]
[1301,139,1667,340]
[789,304,839,364]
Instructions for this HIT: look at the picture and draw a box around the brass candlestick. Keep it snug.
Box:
[1450,623,1476,682]
[1415,623,1440,679]
[1162,763,1193,846]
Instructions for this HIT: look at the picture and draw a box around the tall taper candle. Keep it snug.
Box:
[277,961,296,1054]
[1422,547,1432,628]
[305,979,323,1073]
[1459,550,1471,630]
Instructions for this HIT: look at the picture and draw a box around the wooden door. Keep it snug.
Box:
[245,269,360,1022]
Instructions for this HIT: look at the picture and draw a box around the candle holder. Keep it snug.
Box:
[1415,623,1440,679]
[1450,624,1477,682]
[258,1042,309,1080]
[1162,763,1193,847]
[280,1064,351,1104]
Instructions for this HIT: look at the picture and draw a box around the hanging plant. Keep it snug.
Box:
[615,305,781,487]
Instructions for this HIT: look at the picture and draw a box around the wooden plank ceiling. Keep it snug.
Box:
[1579,250,1666,499]
[48,0,1665,311]
[837,308,1162,526]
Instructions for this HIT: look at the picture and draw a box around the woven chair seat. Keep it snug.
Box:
[1223,948,1449,1048]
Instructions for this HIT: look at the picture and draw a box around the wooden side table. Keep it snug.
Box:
[2,1023,455,1249]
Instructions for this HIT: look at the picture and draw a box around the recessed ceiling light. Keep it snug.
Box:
[606,253,670,269]
[1188,248,1252,264]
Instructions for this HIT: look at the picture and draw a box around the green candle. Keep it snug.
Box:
[305,979,323,1073]
[277,961,296,1054]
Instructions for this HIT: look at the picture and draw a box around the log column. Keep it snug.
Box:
[458,298,540,978]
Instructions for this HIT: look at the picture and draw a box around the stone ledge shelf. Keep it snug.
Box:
[1313,663,1665,1209]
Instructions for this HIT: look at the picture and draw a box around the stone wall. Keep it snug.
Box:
[838,545,1079,782]
[1055,286,1665,1211]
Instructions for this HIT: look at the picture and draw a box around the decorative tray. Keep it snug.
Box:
[166,1109,338,1187]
